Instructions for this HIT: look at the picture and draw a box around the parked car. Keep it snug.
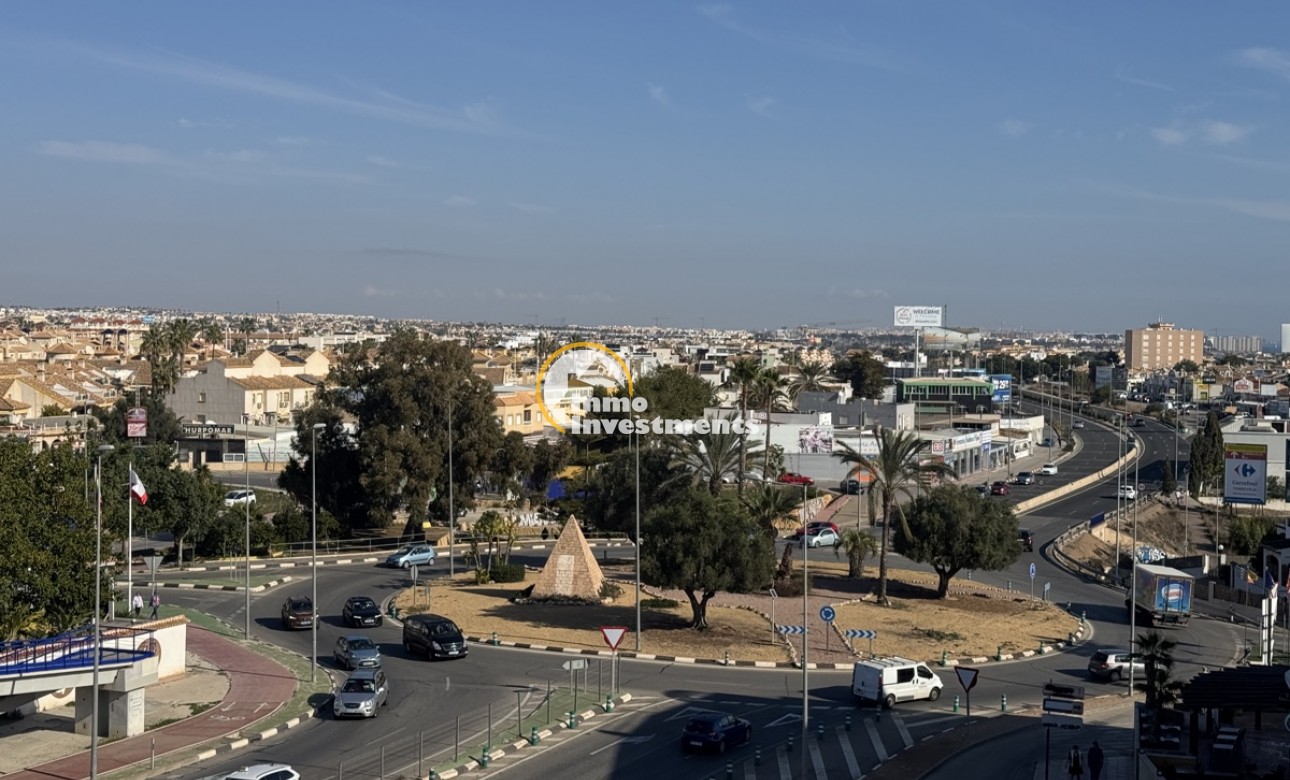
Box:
[280,596,314,630]
[790,521,840,540]
[1087,648,1144,682]
[1072,420,1085,429]
[680,712,752,753]
[1014,472,1036,486]
[974,484,991,497]
[342,595,383,627]
[224,764,300,780]
[1133,418,1147,427]
[778,472,814,486]
[385,544,437,569]
[1018,529,1034,552]
[333,635,382,670]
[223,489,256,507]
[990,481,1011,496]
[1039,463,1058,475]
[402,613,468,660]
[800,528,840,548]
[1118,484,1138,500]
[334,669,389,719]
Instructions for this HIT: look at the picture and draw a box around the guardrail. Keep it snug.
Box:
[0,625,156,675]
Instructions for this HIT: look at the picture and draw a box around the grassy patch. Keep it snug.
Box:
[640,597,679,609]
[918,628,964,642]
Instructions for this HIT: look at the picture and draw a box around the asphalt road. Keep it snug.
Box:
[165,409,1236,780]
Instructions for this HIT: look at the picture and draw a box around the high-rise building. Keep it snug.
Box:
[1124,322,1204,372]
[1282,324,1290,354]
[1210,334,1263,354]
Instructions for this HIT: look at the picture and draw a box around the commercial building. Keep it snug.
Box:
[1282,324,1290,354]
[1124,323,1203,372]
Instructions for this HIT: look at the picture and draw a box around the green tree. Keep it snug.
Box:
[749,367,789,476]
[529,438,572,496]
[1160,461,1177,496]
[742,484,802,535]
[1188,411,1224,497]
[491,431,534,498]
[834,528,879,579]
[1134,631,1183,715]
[1172,360,1200,375]
[830,351,888,400]
[640,487,775,629]
[723,357,763,496]
[666,421,763,496]
[282,329,503,533]
[139,324,179,395]
[789,362,832,401]
[895,486,1020,597]
[834,429,956,605]
[584,447,676,538]
[635,366,716,428]
[93,395,184,446]
[146,464,224,568]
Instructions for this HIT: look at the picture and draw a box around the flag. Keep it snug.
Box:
[1247,567,1258,585]
[1265,569,1276,592]
[129,467,148,505]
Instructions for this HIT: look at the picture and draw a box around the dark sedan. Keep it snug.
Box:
[1014,472,1035,486]
[681,712,752,753]
[342,596,383,628]
[990,481,1011,496]
[281,596,314,630]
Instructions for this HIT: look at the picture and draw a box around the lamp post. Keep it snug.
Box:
[448,394,455,578]
[634,420,642,652]
[1129,454,1139,694]
[800,477,810,780]
[244,419,252,639]
[310,422,324,683]
[90,443,114,779]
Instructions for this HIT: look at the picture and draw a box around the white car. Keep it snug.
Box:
[223,489,256,507]
[224,764,299,780]
[1039,464,1058,475]
[1118,485,1138,500]
[800,528,840,548]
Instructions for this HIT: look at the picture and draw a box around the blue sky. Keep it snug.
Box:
[4,3,1290,336]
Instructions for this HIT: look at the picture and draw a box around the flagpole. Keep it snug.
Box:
[127,460,133,618]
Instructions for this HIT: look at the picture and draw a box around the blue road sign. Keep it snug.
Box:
[844,629,876,640]
[819,606,836,623]
[1029,562,1037,580]
[777,625,806,636]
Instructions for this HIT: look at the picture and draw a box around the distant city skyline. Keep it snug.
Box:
[3,4,1290,333]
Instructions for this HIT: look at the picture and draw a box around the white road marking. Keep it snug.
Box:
[864,716,888,761]
[836,726,861,778]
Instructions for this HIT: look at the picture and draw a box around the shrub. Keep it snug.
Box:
[640,597,678,609]
[491,563,527,583]
[474,568,491,585]
[599,581,623,600]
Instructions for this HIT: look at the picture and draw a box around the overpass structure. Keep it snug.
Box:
[0,623,159,740]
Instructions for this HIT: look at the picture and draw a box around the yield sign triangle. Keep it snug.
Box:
[601,625,628,651]
[955,667,979,692]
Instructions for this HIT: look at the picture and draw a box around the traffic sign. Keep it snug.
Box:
[1043,698,1085,715]
[819,605,836,623]
[1029,563,1037,580]
[777,625,806,636]
[843,629,876,640]
[409,564,419,584]
[600,626,628,651]
[562,659,587,671]
[955,667,979,692]
[1041,713,1083,730]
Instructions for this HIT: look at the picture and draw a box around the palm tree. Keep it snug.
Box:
[833,429,956,605]
[200,322,224,359]
[748,368,790,479]
[722,357,763,495]
[835,529,878,578]
[666,422,763,496]
[167,318,199,369]
[742,484,801,534]
[1134,631,1182,710]
[139,324,178,395]
[789,361,833,403]
[237,317,257,356]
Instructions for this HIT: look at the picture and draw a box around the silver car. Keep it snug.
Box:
[335,669,389,719]
[1087,648,1145,682]
[333,635,382,670]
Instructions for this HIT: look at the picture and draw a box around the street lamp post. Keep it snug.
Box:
[90,443,114,780]
[310,422,324,683]
[800,478,810,780]
[448,394,455,578]
[634,422,642,653]
[1129,455,1140,693]
[244,420,252,639]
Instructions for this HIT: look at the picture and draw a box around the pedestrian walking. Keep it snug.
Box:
[1067,745,1083,779]
[149,592,161,620]
[1087,740,1104,780]
[541,527,549,541]
[131,593,144,621]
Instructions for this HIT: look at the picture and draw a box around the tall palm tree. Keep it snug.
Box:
[789,361,833,403]
[238,317,257,356]
[748,368,790,480]
[167,318,199,369]
[835,528,878,579]
[200,322,224,359]
[833,429,956,605]
[139,324,179,395]
[1134,631,1182,710]
[742,483,801,534]
[723,357,763,495]
[666,422,764,496]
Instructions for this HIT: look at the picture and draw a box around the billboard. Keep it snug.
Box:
[989,374,1013,405]
[1233,378,1255,394]
[1224,443,1267,505]
[893,306,944,328]
[1093,366,1114,389]
[126,407,148,438]
[798,426,834,454]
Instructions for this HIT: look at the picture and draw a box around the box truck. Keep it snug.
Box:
[1128,564,1194,627]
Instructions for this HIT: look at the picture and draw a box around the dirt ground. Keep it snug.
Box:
[394,564,1080,665]
[1063,499,1215,578]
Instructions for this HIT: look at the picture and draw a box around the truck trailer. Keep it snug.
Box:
[1127,564,1194,628]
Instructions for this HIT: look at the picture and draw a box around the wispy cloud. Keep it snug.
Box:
[478,288,547,301]
[1203,120,1253,145]
[38,138,372,185]
[826,287,890,300]
[1237,47,1290,81]
[1114,68,1175,92]
[697,4,900,71]
[1150,125,1189,146]
[566,291,615,304]
[362,285,399,297]
[366,155,400,168]
[745,95,775,117]
[69,42,507,135]
[1150,119,1253,146]
[997,119,1035,137]
[647,83,672,108]
[173,117,234,129]
[444,195,477,207]
[1108,182,1290,223]
[511,202,553,215]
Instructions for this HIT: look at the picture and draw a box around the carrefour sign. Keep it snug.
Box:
[1224,443,1266,505]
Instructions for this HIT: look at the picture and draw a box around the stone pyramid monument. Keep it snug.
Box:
[531,516,605,602]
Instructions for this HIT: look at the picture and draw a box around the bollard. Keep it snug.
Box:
[845,714,852,731]
[787,736,794,753]
[953,694,960,713]
[726,762,734,779]
[605,695,613,712]
[568,710,577,728]
[530,726,540,745]
[480,747,490,769]
[1068,632,1075,644]
[996,644,1003,661]
[817,723,824,741]
[1039,640,1046,655]
[1001,693,1007,712]
[491,631,499,646]
[940,649,948,667]
[1007,580,1012,592]
[724,650,730,666]
[755,746,762,766]
[1080,610,1086,625]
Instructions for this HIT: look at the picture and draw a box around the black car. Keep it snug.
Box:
[681,712,752,753]
[342,596,383,628]
[280,596,314,630]
[840,478,866,495]
[1018,529,1034,552]
[402,614,468,660]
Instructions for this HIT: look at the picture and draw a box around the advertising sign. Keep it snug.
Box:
[126,407,148,438]
[1093,366,1114,389]
[1225,443,1267,505]
[893,306,944,328]
[989,374,1013,405]
[1233,378,1255,394]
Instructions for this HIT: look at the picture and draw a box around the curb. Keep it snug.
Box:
[427,693,634,779]
[176,557,381,573]
[192,706,321,764]
[136,576,294,593]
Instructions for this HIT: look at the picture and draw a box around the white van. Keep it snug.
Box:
[851,657,943,708]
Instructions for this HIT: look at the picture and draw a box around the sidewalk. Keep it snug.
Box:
[6,627,297,780]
